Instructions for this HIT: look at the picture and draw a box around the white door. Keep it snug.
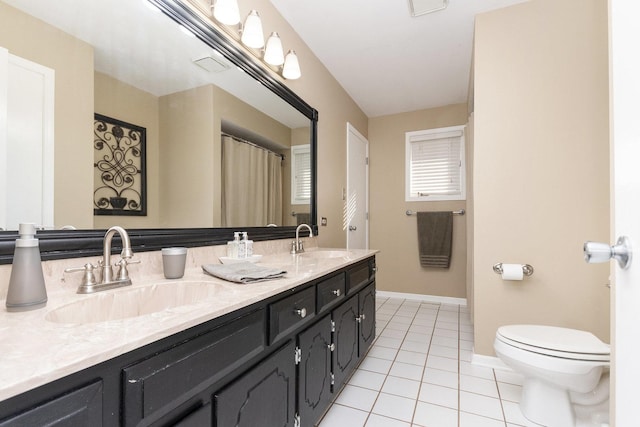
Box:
[346,123,369,249]
[0,48,54,230]
[609,1,640,423]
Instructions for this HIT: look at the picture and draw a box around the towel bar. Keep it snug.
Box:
[406,209,465,216]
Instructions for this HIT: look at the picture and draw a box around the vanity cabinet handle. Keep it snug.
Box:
[332,289,341,297]
[295,308,307,318]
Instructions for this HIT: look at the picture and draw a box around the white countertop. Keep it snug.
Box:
[0,248,376,401]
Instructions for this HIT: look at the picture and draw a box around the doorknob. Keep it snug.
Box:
[584,236,632,269]
[349,225,357,231]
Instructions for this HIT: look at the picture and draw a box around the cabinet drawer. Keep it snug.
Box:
[269,286,315,344]
[347,261,371,294]
[316,272,345,314]
[122,309,265,426]
[0,381,102,427]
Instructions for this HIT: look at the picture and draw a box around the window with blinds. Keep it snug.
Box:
[405,125,466,201]
[291,145,311,204]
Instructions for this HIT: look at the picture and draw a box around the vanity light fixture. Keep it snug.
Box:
[212,0,240,25]
[264,32,285,66]
[282,50,301,80]
[240,10,264,49]
[208,0,301,79]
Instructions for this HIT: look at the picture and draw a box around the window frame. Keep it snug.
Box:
[290,144,311,205]
[405,125,466,202]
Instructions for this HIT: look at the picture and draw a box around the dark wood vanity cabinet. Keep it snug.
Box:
[0,256,376,427]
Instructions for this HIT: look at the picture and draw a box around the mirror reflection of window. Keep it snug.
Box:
[291,145,311,204]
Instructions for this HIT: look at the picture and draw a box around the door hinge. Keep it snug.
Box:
[295,347,301,365]
[331,320,335,332]
[365,157,369,165]
[328,343,335,352]
[294,413,301,427]
[355,315,362,324]
[330,373,335,385]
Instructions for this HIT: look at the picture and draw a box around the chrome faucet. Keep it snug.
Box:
[64,226,138,293]
[291,223,314,254]
[101,226,134,285]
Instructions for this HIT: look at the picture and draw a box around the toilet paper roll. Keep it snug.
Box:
[501,263,524,281]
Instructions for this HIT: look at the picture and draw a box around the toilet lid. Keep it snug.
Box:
[497,325,610,356]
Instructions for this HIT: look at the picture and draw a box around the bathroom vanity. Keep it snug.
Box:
[0,250,376,427]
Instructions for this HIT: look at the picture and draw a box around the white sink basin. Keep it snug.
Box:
[299,250,353,259]
[45,282,222,324]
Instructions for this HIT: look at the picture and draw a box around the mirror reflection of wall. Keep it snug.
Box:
[0,0,312,231]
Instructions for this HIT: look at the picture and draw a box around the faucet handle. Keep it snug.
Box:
[64,263,99,289]
[115,258,140,281]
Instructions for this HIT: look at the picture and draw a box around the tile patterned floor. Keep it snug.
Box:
[317,296,540,427]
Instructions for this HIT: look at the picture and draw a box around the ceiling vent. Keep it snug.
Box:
[193,55,230,73]
[408,0,449,17]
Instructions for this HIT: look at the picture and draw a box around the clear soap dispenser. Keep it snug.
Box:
[5,223,48,312]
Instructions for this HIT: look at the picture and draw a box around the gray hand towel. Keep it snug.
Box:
[202,262,287,283]
[417,211,453,268]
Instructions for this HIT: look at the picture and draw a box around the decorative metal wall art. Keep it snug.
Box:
[93,114,147,216]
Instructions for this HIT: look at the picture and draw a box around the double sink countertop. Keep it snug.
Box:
[0,248,377,401]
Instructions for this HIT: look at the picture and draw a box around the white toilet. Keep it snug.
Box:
[494,325,610,427]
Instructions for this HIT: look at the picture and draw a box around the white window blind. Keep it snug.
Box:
[405,126,466,201]
[291,145,311,204]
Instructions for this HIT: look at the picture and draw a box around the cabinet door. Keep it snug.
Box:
[215,341,296,427]
[358,282,376,356]
[331,295,359,391]
[123,309,265,426]
[0,381,102,427]
[298,315,332,426]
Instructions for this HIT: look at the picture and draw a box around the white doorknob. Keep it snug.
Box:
[584,236,632,269]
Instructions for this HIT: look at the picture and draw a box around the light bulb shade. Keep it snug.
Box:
[282,50,301,80]
[212,0,240,25]
[241,10,264,49]
[264,32,285,66]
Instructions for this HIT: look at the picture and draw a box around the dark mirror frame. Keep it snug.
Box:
[0,0,318,264]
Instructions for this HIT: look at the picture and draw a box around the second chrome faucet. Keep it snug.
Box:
[291,223,314,254]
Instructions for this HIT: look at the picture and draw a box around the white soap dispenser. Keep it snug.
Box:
[237,231,247,259]
[242,232,253,257]
[227,232,241,258]
[5,223,48,312]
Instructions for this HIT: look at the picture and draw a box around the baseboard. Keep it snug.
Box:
[376,290,467,307]
[472,353,511,371]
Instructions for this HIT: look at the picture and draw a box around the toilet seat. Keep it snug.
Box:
[496,325,610,362]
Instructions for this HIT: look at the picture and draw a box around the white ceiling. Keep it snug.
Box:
[270,0,528,118]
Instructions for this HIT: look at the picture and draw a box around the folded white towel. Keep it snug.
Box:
[202,262,287,284]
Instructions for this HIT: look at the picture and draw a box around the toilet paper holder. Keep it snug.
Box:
[493,263,534,276]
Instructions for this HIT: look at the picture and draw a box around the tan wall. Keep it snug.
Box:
[369,104,469,297]
[93,72,160,229]
[159,85,217,228]
[0,2,94,229]
[473,0,610,355]
[187,0,369,247]
[466,112,475,318]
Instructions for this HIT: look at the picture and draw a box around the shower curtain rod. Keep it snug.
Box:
[221,132,285,160]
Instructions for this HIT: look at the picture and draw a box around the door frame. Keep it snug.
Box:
[346,123,369,249]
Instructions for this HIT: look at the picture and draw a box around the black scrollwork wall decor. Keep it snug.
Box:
[93,114,147,216]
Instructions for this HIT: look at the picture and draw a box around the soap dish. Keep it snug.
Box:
[219,255,263,264]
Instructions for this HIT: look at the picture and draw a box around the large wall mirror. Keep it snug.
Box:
[0,0,317,263]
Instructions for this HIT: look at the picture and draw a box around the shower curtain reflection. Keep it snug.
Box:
[221,135,283,227]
